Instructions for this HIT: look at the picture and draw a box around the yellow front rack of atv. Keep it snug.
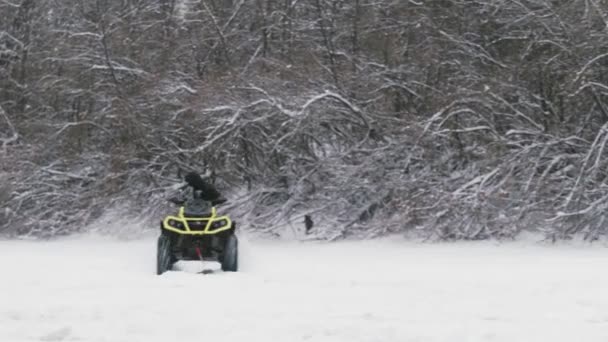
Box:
[162,207,232,235]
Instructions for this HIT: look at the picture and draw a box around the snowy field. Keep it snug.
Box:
[1,233,608,342]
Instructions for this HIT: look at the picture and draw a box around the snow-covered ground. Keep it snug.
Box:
[1,233,608,342]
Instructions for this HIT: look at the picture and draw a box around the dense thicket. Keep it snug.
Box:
[2,0,608,240]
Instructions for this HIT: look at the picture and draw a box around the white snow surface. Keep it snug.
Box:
[1,233,608,342]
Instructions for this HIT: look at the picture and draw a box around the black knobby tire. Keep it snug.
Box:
[221,234,238,272]
[157,234,173,275]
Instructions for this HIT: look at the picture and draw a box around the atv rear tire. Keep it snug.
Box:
[221,234,238,272]
[157,234,173,275]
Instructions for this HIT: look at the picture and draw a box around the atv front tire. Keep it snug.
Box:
[157,234,173,275]
[221,234,238,272]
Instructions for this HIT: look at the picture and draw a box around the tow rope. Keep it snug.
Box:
[195,246,213,274]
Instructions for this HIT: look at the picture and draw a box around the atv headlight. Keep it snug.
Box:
[168,219,184,229]
[212,219,227,229]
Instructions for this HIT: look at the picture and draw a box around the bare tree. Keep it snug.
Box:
[2,0,608,241]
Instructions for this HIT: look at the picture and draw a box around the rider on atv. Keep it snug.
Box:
[172,172,227,206]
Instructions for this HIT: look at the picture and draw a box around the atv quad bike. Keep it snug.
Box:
[157,195,238,275]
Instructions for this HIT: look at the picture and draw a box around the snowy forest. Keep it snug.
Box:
[2,0,608,240]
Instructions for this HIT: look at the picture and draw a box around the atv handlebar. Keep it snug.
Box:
[168,197,227,206]
[168,197,185,206]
